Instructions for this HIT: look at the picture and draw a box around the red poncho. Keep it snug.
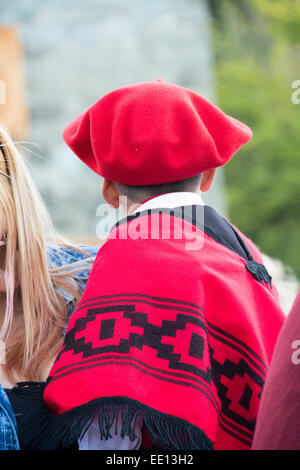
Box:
[252,290,300,449]
[40,205,284,450]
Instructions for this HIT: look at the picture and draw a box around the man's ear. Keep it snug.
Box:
[200,168,216,192]
[102,178,120,208]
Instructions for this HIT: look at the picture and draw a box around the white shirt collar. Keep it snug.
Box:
[132,192,204,214]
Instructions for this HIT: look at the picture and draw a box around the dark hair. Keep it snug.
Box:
[116,174,202,203]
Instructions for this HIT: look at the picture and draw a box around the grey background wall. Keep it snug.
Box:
[0,0,226,237]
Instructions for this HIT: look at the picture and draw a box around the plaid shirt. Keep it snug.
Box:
[0,244,98,450]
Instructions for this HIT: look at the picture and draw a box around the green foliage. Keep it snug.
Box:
[254,0,300,43]
[208,0,300,278]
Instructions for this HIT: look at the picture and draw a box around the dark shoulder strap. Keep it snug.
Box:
[113,205,272,287]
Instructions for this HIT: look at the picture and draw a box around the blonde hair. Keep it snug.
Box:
[0,125,95,382]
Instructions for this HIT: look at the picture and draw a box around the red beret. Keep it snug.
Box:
[63,80,252,185]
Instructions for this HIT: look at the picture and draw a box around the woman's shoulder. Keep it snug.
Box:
[47,244,100,311]
[47,244,99,274]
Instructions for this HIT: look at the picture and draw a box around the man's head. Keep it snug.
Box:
[63,81,252,189]
[102,168,216,210]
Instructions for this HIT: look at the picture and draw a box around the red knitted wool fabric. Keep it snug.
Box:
[43,207,284,450]
[63,80,253,185]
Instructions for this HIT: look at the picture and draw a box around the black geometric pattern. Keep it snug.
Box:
[55,297,266,446]
[58,304,212,382]
[99,318,116,340]
[189,333,204,360]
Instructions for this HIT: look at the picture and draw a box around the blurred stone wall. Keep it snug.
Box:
[262,254,299,315]
[0,0,226,237]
